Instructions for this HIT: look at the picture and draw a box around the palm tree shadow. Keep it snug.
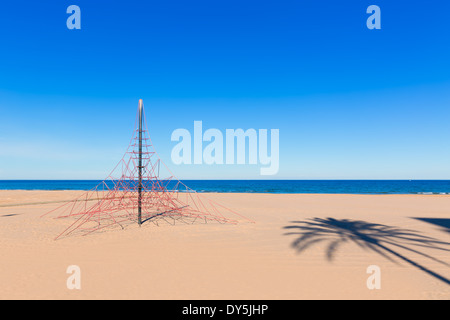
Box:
[283,218,450,285]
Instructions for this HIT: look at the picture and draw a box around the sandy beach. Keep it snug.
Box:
[0,190,449,300]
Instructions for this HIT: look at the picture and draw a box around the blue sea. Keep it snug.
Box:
[1,180,450,195]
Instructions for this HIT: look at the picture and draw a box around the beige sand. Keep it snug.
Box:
[0,190,449,300]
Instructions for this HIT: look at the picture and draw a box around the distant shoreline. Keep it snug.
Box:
[1,179,450,195]
[0,189,450,196]
[1,190,450,210]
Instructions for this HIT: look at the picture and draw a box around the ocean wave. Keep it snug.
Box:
[416,192,449,195]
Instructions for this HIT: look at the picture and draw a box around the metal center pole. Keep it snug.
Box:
[138,99,143,226]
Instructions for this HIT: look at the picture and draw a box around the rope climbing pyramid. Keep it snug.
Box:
[42,100,252,239]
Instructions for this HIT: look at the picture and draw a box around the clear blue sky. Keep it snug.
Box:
[1,1,450,179]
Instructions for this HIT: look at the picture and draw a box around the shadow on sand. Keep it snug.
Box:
[413,218,450,234]
[0,213,20,218]
[283,218,450,285]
